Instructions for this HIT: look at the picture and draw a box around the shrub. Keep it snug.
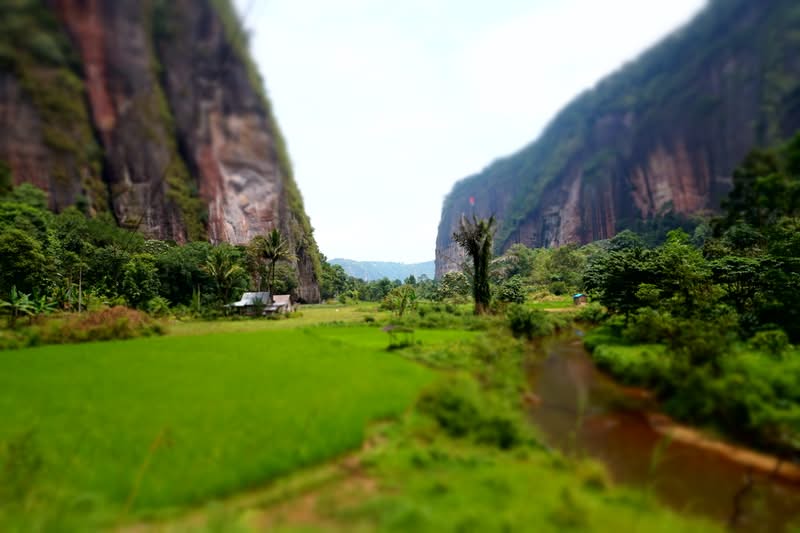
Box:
[749,329,790,358]
[506,305,553,339]
[575,302,607,324]
[147,296,171,318]
[416,375,523,449]
[548,280,568,296]
[497,276,526,304]
[623,307,675,344]
[47,306,165,343]
[417,376,482,438]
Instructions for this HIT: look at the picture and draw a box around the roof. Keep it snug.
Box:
[573,293,585,298]
[229,292,270,307]
[273,294,292,306]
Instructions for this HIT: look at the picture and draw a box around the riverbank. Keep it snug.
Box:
[531,333,800,530]
[582,325,800,462]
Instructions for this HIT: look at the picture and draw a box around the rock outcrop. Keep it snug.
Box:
[436,0,800,278]
[0,0,320,301]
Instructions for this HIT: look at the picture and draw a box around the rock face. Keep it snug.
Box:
[0,0,320,301]
[435,0,800,278]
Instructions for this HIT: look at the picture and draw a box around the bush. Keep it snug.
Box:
[575,302,607,324]
[416,375,523,449]
[147,296,171,318]
[622,307,675,344]
[417,375,482,438]
[749,329,790,357]
[47,307,165,344]
[506,305,553,339]
[497,276,526,304]
[549,281,568,296]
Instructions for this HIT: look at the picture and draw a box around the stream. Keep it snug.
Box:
[527,333,800,532]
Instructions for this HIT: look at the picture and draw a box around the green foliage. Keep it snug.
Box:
[718,136,800,231]
[247,229,295,298]
[497,275,526,304]
[437,271,470,302]
[0,228,48,297]
[155,242,212,306]
[270,263,299,295]
[382,285,418,317]
[505,305,556,340]
[122,254,161,309]
[574,302,607,323]
[0,287,34,329]
[319,256,350,300]
[0,200,51,242]
[749,329,790,357]
[147,296,172,318]
[417,375,522,449]
[202,244,247,305]
[2,182,48,210]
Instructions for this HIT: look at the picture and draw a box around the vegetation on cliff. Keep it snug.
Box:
[0,0,106,211]
[437,0,800,260]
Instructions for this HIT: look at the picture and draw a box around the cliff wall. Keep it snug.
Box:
[436,0,800,278]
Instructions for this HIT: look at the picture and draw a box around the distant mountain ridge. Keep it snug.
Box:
[331,259,435,281]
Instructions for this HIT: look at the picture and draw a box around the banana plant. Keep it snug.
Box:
[30,295,58,324]
[0,287,35,329]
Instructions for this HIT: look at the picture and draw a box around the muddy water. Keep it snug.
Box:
[527,333,800,532]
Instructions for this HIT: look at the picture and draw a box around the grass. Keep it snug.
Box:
[0,325,439,526]
[0,307,726,531]
[527,296,574,310]
[168,304,389,336]
[326,423,718,533]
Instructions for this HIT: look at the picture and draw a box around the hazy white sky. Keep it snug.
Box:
[235,0,706,263]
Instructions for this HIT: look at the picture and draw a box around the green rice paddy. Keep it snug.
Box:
[0,326,445,517]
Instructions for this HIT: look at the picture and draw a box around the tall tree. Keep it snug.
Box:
[453,215,496,314]
[253,229,295,301]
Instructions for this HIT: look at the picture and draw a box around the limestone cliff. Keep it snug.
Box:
[0,0,321,301]
[436,0,800,277]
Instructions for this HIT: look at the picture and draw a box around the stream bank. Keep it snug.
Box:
[527,333,800,531]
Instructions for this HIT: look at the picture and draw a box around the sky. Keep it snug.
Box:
[235,0,706,263]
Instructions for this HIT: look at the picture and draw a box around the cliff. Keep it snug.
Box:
[0,0,321,301]
[435,0,800,278]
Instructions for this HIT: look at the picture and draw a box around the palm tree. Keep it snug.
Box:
[202,245,245,305]
[260,229,295,302]
[453,215,496,314]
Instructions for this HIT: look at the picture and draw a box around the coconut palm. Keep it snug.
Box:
[453,215,496,314]
[260,229,295,302]
[202,245,246,305]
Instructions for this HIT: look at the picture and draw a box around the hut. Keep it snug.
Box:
[572,293,588,306]
[265,294,295,314]
[228,292,270,314]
